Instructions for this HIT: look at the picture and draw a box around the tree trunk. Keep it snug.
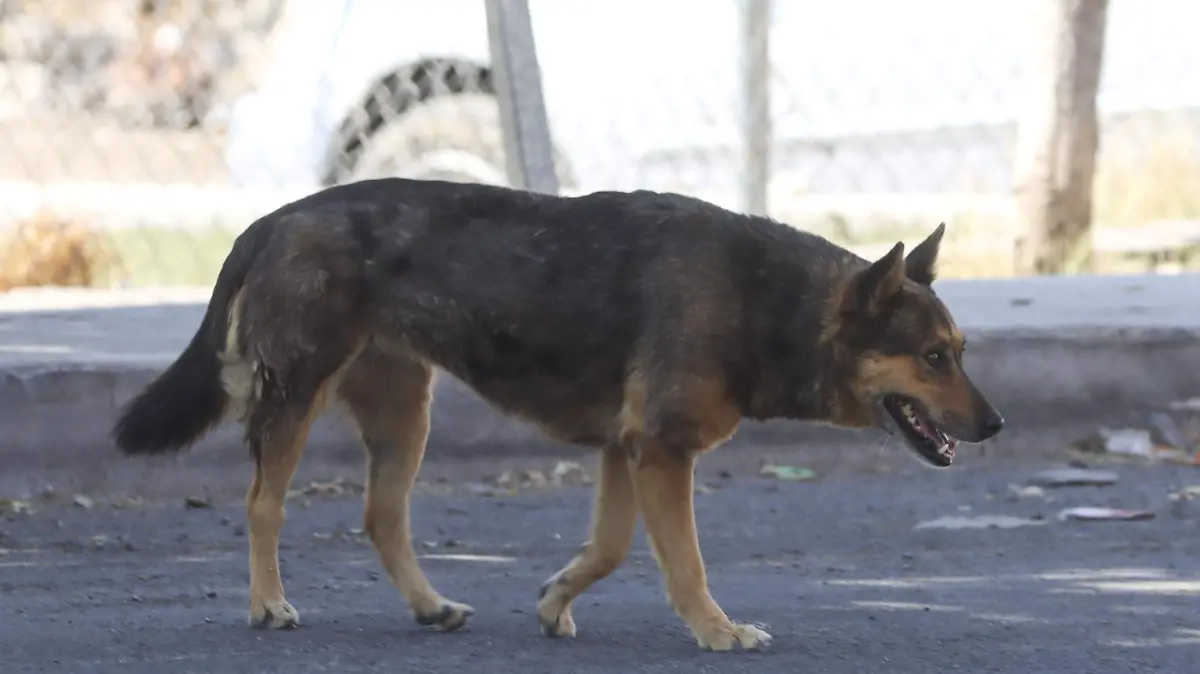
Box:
[1012,0,1109,275]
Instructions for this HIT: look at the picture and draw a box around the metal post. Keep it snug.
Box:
[740,0,772,216]
[485,0,560,194]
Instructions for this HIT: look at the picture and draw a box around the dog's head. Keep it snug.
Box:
[826,224,1004,467]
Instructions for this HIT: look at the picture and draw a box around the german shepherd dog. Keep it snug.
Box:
[112,178,1003,651]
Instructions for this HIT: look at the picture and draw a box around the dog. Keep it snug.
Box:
[112,178,1004,651]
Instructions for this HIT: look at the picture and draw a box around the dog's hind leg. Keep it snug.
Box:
[536,446,638,638]
[338,346,475,632]
[244,348,362,629]
[244,378,335,627]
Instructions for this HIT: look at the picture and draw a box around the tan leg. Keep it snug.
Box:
[537,447,638,637]
[246,400,321,629]
[340,349,473,631]
[632,444,771,651]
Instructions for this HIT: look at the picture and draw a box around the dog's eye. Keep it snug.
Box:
[924,350,944,366]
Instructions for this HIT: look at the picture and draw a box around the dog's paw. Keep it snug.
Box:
[249,598,300,629]
[537,601,577,638]
[536,573,578,638]
[413,600,475,632]
[693,621,772,652]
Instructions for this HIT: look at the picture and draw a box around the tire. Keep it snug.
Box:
[346,92,576,188]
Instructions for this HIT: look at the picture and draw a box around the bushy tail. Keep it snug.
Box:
[111,221,269,455]
[111,327,228,455]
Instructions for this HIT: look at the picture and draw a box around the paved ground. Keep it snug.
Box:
[1,280,1197,671]
[4,459,1200,673]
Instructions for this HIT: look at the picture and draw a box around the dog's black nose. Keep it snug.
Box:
[978,410,1005,440]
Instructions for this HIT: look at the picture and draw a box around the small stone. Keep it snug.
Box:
[72,494,94,509]
[1009,484,1046,499]
[464,482,510,497]
[1097,427,1155,458]
[184,496,212,509]
[521,469,548,488]
[551,460,586,486]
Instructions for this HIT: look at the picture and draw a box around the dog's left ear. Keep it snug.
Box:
[905,222,945,286]
[847,241,907,315]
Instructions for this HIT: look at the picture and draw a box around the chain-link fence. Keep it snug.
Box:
[0,0,1198,290]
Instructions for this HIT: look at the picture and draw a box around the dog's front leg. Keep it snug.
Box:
[631,439,771,651]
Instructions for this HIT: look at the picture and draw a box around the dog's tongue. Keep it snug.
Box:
[910,409,942,443]
[920,422,944,443]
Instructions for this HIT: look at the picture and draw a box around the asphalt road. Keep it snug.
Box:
[3,462,1200,674]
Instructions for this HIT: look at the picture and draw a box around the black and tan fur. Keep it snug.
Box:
[112,178,1003,651]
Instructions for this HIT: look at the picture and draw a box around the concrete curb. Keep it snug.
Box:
[1,275,1198,495]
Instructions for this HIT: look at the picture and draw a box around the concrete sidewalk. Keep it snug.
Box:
[1,274,1198,495]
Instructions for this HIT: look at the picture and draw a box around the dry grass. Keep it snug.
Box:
[0,211,122,292]
[1095,116,1200,227]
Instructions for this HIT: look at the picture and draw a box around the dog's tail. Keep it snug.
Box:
[111,222,269,456]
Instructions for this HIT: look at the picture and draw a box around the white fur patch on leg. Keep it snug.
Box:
[218,290,258,421]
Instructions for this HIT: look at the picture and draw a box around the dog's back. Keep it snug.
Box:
[343,181,858,439]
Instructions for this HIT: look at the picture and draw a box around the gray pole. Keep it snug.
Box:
[740,0,772,216]
[485,0,560,194]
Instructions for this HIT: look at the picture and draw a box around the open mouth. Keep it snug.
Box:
[881,395,958,467]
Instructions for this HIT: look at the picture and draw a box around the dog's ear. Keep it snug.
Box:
[848,242,906,315]
[905,222,945,286]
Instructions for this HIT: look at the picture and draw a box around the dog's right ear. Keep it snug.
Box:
[905,222,945,286]
[846,242,906,315]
